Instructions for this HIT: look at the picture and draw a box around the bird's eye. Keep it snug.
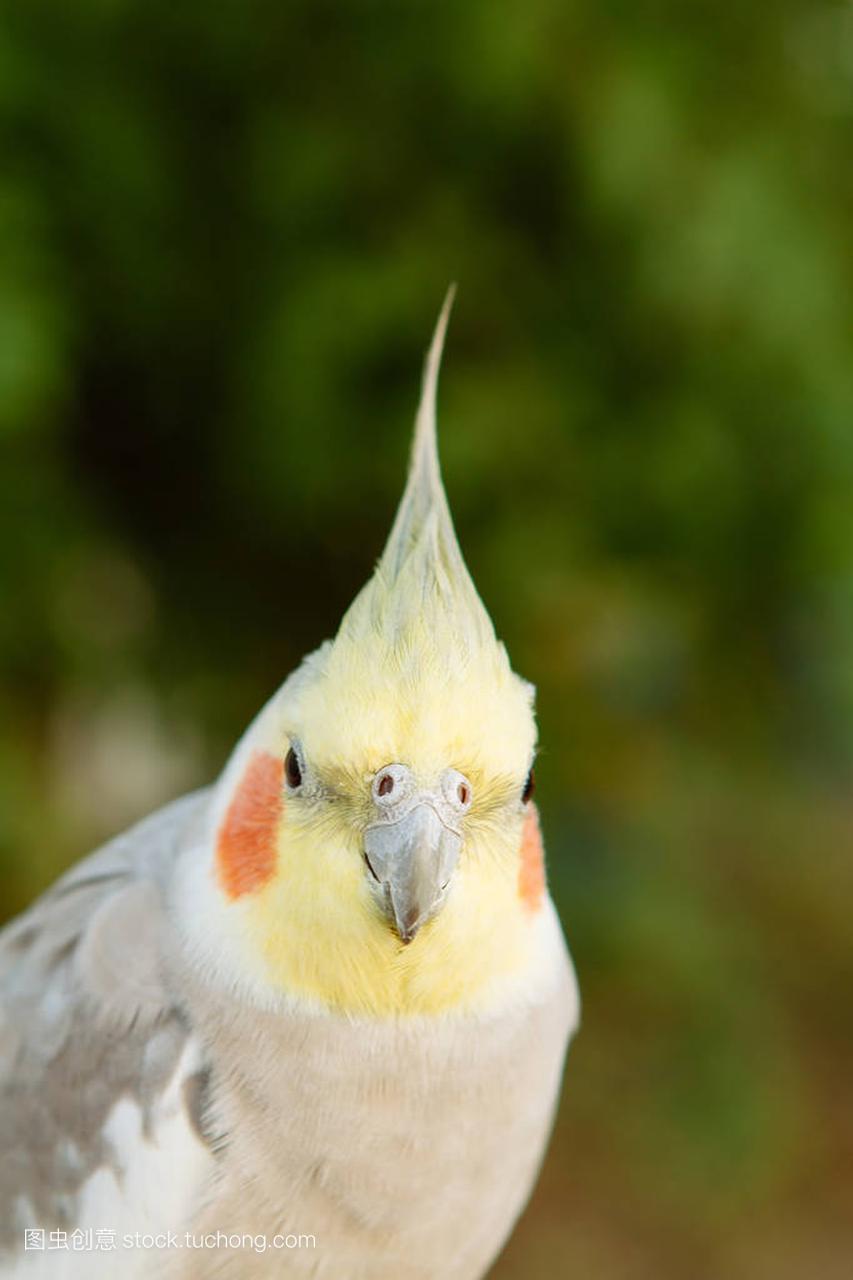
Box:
[284,747,302,789]
[522,768,535,804]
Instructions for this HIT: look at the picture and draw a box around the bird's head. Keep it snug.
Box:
[187,293,554,1017]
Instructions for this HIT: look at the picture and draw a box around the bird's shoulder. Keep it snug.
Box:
[0,788,214,1259]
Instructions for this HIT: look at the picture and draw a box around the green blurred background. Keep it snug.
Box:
[1,2,852,1275]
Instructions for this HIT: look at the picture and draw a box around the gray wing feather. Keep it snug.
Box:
[0,788,211,1251]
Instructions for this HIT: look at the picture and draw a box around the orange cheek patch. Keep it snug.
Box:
[518,802,545,912]
[216,750,284,899]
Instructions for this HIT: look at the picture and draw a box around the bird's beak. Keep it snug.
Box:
[363,803,461,944]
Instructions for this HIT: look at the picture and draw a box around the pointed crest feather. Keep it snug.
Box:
[333,285,498,663]
[287,289,535,779]
[379,283,457,582]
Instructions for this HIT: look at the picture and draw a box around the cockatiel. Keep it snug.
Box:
[0,293,579,1280]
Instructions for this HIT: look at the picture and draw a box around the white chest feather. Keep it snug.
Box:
[176,901,578,1280]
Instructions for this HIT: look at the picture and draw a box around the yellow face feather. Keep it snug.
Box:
[249,775,536,1017]
[210,292,547,1017]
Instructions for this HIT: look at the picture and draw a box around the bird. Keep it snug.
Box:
[0,290,579,1279]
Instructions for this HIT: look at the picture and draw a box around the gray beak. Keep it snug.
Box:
[364,802,462,944]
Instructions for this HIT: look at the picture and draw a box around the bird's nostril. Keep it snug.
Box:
[377,774,395,798]
[457,783,470,807]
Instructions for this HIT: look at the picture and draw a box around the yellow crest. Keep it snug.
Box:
[288,288,536,790]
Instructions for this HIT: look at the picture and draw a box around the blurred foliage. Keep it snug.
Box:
[1,1,853,1275]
